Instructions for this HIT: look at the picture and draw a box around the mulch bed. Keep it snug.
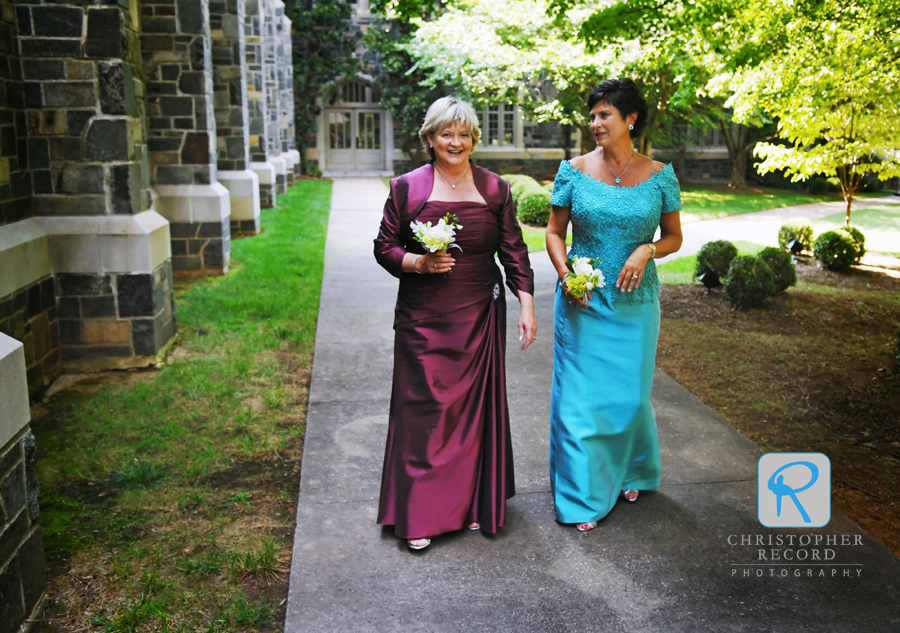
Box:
[658,257,900,554]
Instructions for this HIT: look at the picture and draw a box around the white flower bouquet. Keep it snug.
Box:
[564,255,604,299]
[410,213,463,253]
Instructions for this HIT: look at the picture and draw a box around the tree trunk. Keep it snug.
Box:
[577,123,594,154]
[721,121,754,189]
[637,137,652,156]
[838,164,859,226]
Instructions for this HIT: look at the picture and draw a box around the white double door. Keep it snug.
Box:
[326,109,385,172]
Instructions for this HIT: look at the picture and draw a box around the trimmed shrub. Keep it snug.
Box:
[517,187,552,226]
[695,240,738,282]
[839,225,866,262]
[724,255,776,309]
[544,182,554,194]
[757,246,797,293]
[777,217,814,251]
[502,174,541,200]
[814,230,857,271]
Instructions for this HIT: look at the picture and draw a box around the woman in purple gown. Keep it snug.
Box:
[373,97,536,551]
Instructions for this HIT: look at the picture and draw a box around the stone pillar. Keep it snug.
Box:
[264,0,286,195]
[277,13,295,186]
[0,334,46,631]
[210,0,260,234]
[141,0,232,273]
[14,1,175,373]
[245,0,277,208]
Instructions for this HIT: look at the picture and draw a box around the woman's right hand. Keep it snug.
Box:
[560,277,591,309]
[417,250,455,274]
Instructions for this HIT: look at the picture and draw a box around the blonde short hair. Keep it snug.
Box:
[418,96,481,158]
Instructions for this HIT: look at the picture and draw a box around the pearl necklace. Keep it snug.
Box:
[435,165,469,189]
[604,150,635,184]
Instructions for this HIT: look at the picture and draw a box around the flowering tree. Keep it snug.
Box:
[403,0,627,153]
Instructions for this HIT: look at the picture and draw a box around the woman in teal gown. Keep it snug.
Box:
[545,78,683,531]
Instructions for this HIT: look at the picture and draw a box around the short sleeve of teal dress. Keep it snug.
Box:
[549,159,683,524]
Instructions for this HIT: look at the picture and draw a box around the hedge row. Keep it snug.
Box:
[501,174,551,227]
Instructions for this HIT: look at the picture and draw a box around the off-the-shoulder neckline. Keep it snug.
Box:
[561,159,674,190]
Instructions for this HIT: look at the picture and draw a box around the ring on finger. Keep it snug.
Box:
[631,273,639,279]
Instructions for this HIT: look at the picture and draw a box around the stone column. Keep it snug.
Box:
[277,12,296,186]
[245,0,277,208]
[210,0,260,234]
[14,1,175,373]
[0,334,46,631]
[284,13,301,181]
[141,0,232,273]
[264,0,286,195]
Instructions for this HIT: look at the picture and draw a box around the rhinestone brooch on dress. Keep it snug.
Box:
[492,283,500,300]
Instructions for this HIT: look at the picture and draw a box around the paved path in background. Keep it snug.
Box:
[285,179,900,632]
[660,195,899,264]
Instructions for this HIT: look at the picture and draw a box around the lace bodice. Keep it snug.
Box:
[550,159,682,305]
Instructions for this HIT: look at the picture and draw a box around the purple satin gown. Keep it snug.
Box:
[373,169,533,540]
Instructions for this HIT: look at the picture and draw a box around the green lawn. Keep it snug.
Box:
[658,240,767,285]
[811,206,900,255]
[679,187,843,224]
[35,181,331,631]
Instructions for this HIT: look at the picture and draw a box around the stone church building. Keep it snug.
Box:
[0,0,300,628]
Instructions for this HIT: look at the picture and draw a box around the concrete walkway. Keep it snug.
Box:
[285,180,900,632]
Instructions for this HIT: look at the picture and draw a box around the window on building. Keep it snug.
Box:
[480,103,516,147]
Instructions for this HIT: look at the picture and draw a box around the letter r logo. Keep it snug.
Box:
[758,453,831,528]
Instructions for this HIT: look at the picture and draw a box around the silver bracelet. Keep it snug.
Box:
[412,254,424,274]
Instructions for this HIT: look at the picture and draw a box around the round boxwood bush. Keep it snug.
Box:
[517,187,552,226]
[814,230,857,271]
[695,240,739,283]
[757,246,797,293]
[502,174,541,201]
[724,255,776,309]
[839,225,866,262]
[777,217,814,251]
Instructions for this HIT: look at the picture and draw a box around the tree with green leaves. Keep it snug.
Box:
[364,3,460,168]
[558,0,900,210]
[714,0,900,223]
[400,0,628,154]
[288,0,361,173]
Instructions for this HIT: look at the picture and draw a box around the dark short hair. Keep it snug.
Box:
[587,78,649,139]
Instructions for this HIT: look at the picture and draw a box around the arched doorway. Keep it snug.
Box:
[322,79,392,175]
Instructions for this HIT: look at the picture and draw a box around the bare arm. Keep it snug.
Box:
[616,210,684,292]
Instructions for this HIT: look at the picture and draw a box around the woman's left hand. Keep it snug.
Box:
[616,244,654,293]
[517,294,537,350]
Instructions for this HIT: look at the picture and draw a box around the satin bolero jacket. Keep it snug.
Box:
[373,162,535,297]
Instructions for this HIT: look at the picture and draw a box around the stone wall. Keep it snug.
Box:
[0,334,45,633]
[245,0,277,208]
[0,275,58,394]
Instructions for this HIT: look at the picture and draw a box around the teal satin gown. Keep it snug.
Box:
[549,159,682,524]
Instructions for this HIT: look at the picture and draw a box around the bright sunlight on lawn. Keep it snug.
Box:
[812,206,900,255]
[33,180,331,632]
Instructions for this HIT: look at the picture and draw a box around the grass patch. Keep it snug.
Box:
[33,180,331,631]
[811,207,900,255]
[658,240,766,285]
[679,187,845,224]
